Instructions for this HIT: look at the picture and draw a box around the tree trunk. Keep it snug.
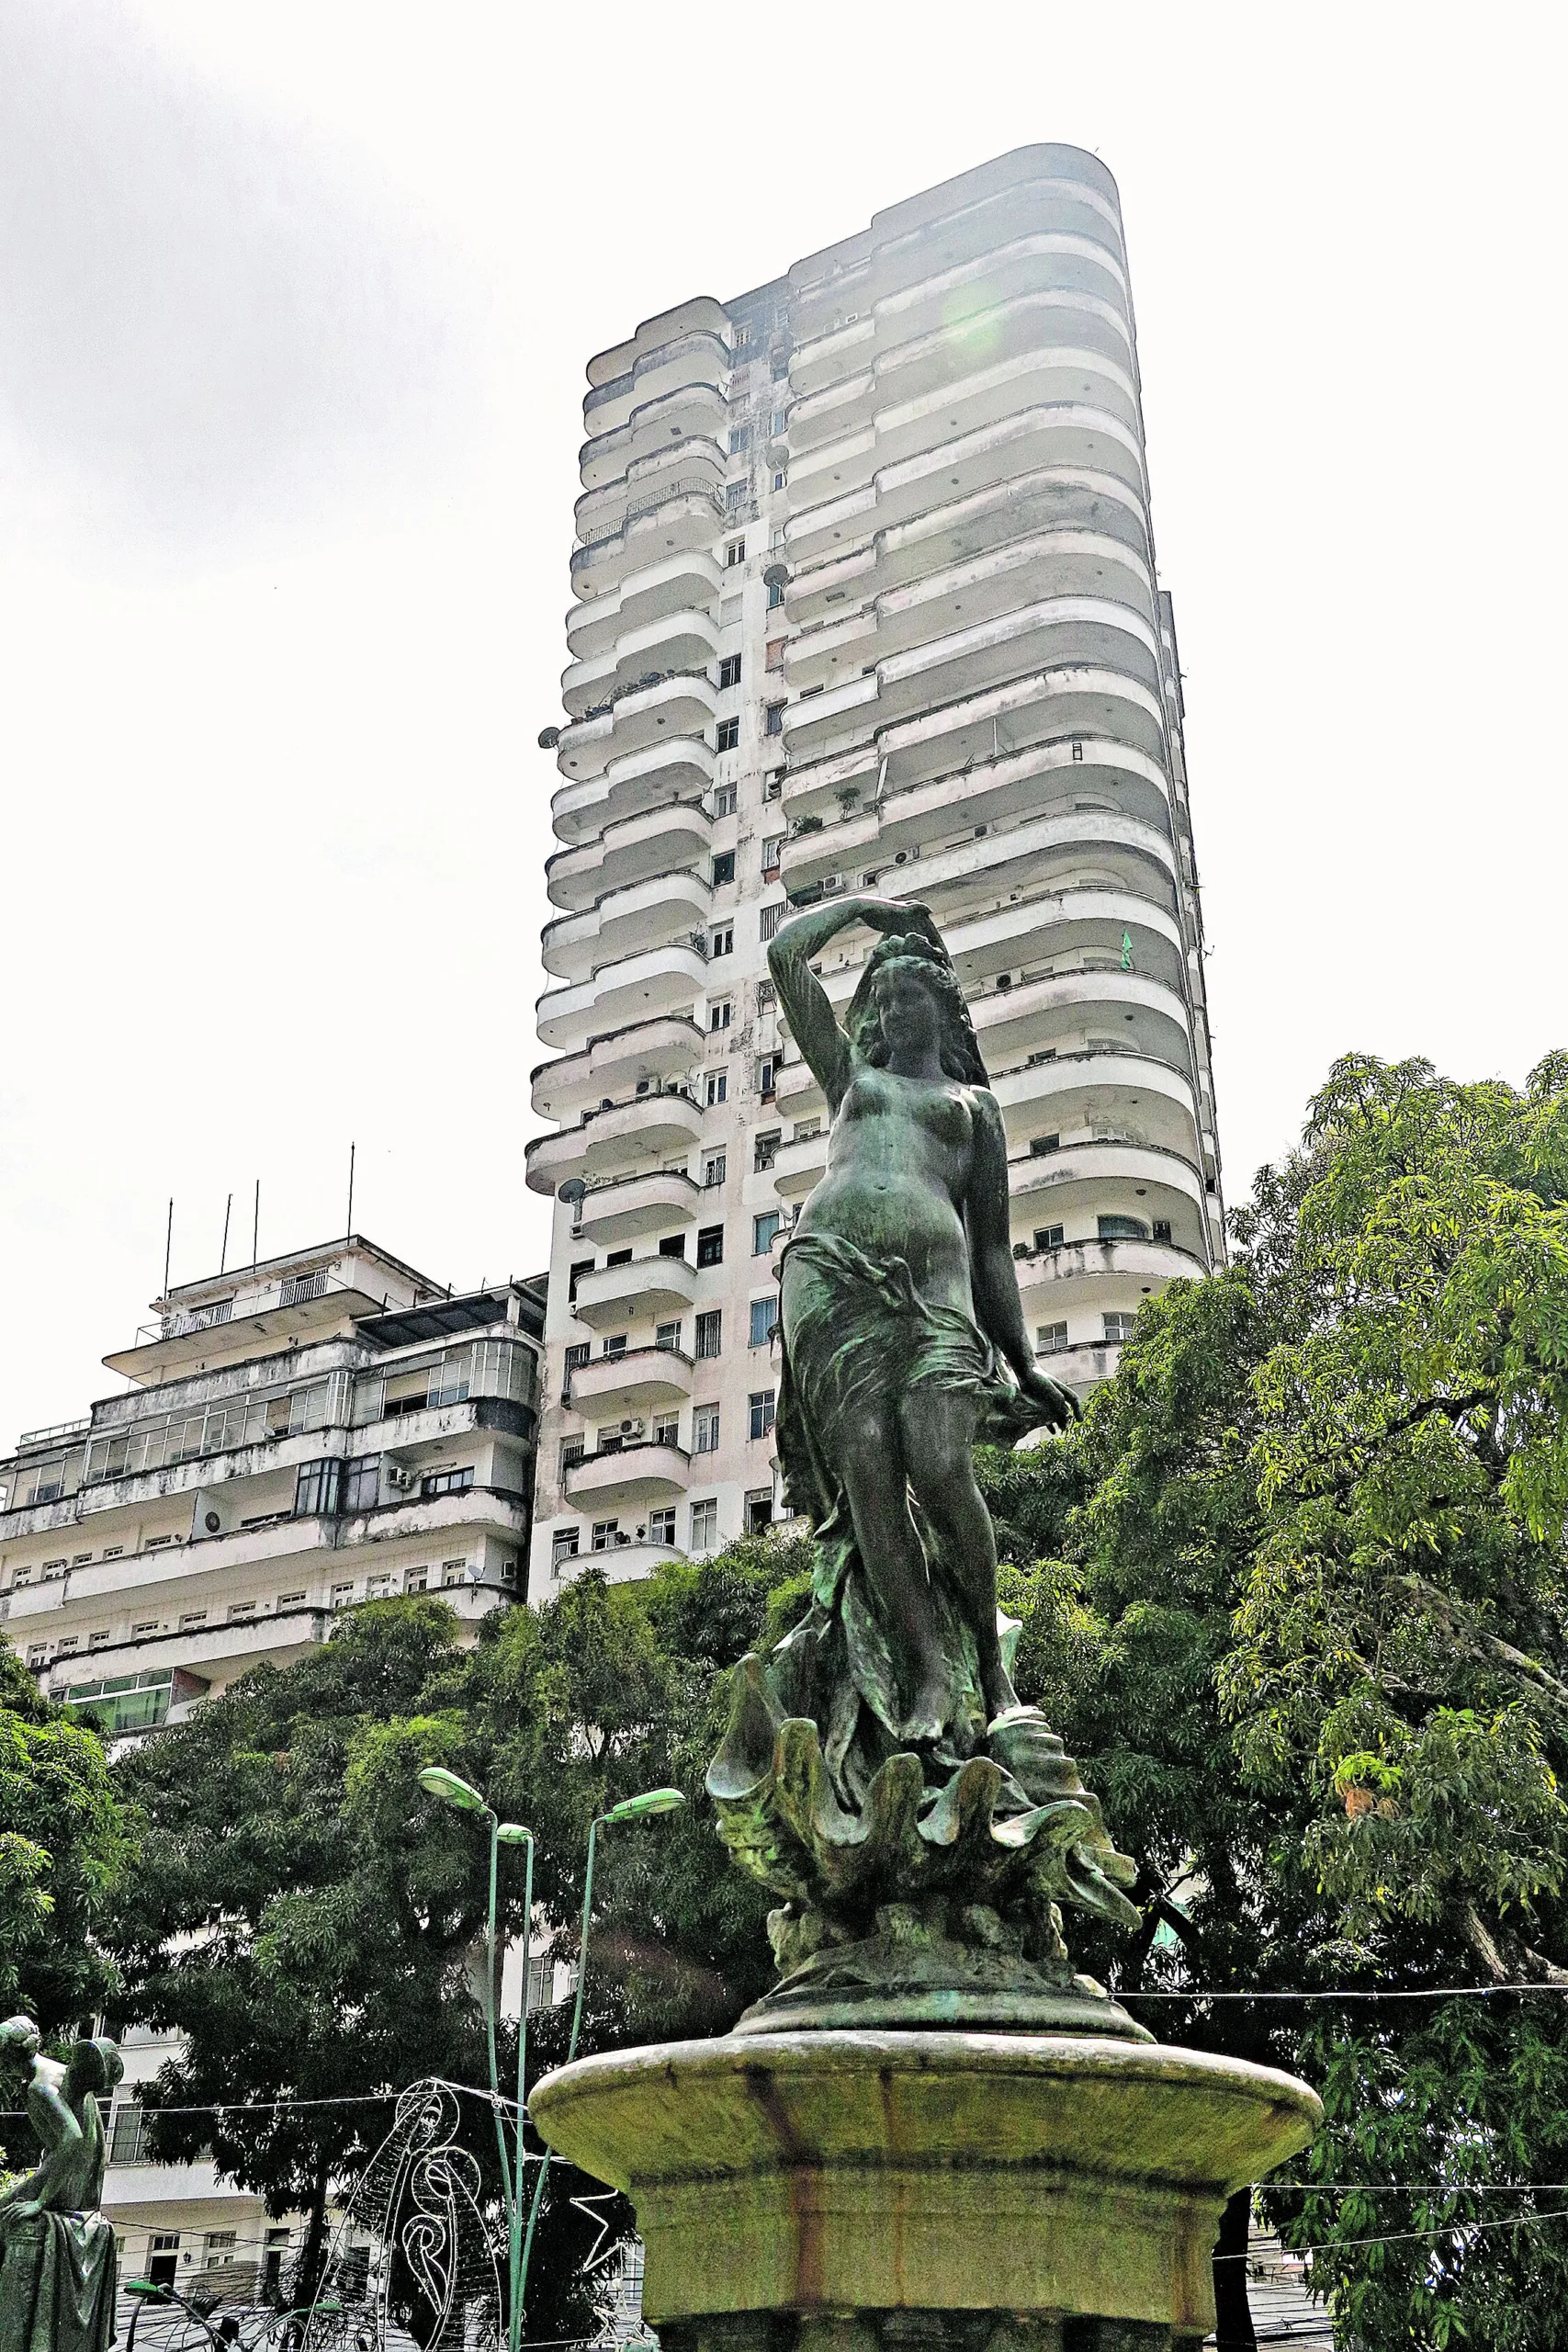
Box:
[291,2167,332,2315]
[1212,2187,1258,2352]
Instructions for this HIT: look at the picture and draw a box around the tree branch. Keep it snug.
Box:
[1395,1575,1568,1719]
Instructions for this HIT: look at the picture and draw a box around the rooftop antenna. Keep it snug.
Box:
[345,1142,356,1238]
[220,1193,232,1275]
[163,1199,174,1299]
[252,1181,260,1270]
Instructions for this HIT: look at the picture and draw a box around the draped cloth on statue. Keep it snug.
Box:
[0,2211,117,2352]
[773,1229,1045,1809]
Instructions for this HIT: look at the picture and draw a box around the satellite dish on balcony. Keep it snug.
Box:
[537,726,561,750]
[557,1180,587,1206]
[763,563,788,591]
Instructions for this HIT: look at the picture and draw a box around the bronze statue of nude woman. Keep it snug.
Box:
[709,895,1141,2029]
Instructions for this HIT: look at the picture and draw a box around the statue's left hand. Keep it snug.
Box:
[0,2197,42,2223]
[1016,1363,1080,1429]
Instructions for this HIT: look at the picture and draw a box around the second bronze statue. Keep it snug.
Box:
[708,895,1145,2036]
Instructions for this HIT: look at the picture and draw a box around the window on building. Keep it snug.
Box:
[25,1644,46,1667]
[727,424,750,455]
[708,999,732,1032]
[763,773,783,802]
[703,1151,727,1187]
[757,976,777,1008]
[712,849,736,887]
[203,2232,238,2267]
[759,899,785,944]
[711,922,734,957]
[750,1296,779,1349]
[756,1054,778,1099]
[765,639,786,672]
[725,537,746,567]
[717,661,743,700]
[761,835,785,876]
[655,1319,682,1352]
[1029,1134,1061,1157]
[705,1070,728,1106]
[89,1627,112,1648]
[1152,1219,1173,1244]
[1104,1312,1138,1345]
[794,1117,821,1142]
[591,1520,620,1553]
[767,574,784,610]
[716,717,740,753]
[649,1507,677,1547]
[563,1340,591,1379]
[1034,1225,1065,1252]
[652,1414,680,1446]
[712,778,738,816]
[227,1600,257,1622]
[331,1582,355,1610]
[695,1308,722,1357]
[559,1436,584,1475]
[421,1465,475,1499]
[568,1259,593,1305]
[749,1389,777,1441]
[754,1130,780,1171]
[772,469,786,492]
[552,1526,581,1569]
[694,1406,721,1454]
[764,704,784,737]
[690,1498,718,1550]
[54,1634,80,1657]
[441,1558,468,1587]
[658,1232,687,1259]
[1037,1322,1069,1354]
[753,1210,782,1256]
[404,1568,428,1592]
[277,1590,305,1608]
[367,1572,394,1599]
[726,480,750,514]
[1098,1215,1150,1242]
[602,1332,627,1359]
[343,1454,381,1513]
[294,1459,341,1519]
[746,1487,774,1534]
[697,1225,725,1268]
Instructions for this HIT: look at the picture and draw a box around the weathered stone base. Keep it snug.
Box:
[530,2031,1320,2342]
[660,2312,1201,2352]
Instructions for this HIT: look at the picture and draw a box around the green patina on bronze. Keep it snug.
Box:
[706,896,1141,2032]
[0,2018,122,2352]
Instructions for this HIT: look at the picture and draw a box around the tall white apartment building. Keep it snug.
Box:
[526,145,1223,1600]
[0,1234,544,2300]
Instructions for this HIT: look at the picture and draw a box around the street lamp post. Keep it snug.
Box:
[418,1769,684,2346]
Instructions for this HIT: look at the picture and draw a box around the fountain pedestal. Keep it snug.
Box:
[530,2029,1321,2351]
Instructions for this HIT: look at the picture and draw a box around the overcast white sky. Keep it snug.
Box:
[1,0,1563,1444]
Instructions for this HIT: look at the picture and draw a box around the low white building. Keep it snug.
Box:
[0,1233,546,2301]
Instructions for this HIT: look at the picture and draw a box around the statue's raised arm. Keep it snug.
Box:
[766,892,941,1113]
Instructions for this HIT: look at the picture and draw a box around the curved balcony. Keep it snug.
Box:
[991,1051,1199,1162]
[542,869,711,984]
[783,729,1168,844]
[566,551,725,661]
[577,1169,703,1246]
[786,534,1156,698]
[530,1016,705,1123]
[572,1253,700,1331]
[970,967,1197,1072]
[552,738,716,846]
[571,483,728,599]
[1007,1137,1207,1221]
[584,322,730,435]
[580,380,728,491]
[861,288,1137,422]
[575,438,727,548]
[565,1440,690,1509]
[547,800,712,914]
[536,942,709,1050]
[772,1128,829,1204]
[525,1087,702,1195]
[1013,1234,1207,1315]
[556,672,719,783]
[1028,1336,1126,1401]
[567,1346,694,1419]
[562,610,721,718]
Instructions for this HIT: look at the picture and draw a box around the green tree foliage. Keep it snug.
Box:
[975,1050,1568,2351]
[0,1640,128,2039]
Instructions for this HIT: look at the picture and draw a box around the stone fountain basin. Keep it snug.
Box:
[530,2029,1321,2340]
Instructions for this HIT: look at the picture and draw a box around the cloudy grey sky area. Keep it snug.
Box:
[0,0,1563,1446]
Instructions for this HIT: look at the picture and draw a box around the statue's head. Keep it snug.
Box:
[848,933,989,1085]
[64,2039,123,2098]
[0,2016,41,2062]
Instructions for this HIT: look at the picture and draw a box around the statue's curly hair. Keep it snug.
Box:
[845,932,989,1087]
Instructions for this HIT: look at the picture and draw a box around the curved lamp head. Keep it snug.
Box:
[419,1767,488,1814]
[494,1822,534,1847]
[604,1788,686,1826]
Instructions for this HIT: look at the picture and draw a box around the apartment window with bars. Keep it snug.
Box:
[563,1341,590,1381]
[703,1152,727,1187]
[649,1506,677,1546]
[694,1406,720,1454]
[695,1309,722,1358]
[591,1520,620,1553]
[754,1130,780,1172]
[750,1296,778,1349]
[726,481,750,514]
[690,1498,718,1550]
[1104,1313,1138,1344]
[706,1070,728,1106]
[1037,1322,1069,1355]
[712,779,738,816]
[552,1526,581,1569]
[749,1389,777,1441]
[560,1437,584,1476]
[716,718,739,752]
[760,900,784,944]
